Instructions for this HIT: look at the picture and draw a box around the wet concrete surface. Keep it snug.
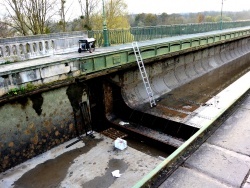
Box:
[82,159,128,188]
[13,137,102,188]
[0,133,161,188]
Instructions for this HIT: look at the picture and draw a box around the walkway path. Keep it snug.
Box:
[160,91,250,188]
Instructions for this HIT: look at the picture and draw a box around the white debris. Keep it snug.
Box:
[158,156,165,160]
[183,105,192,109]
[119,47,131,50]
[112,170,122,178]
[114,138,127,150]
[119,121,129,126]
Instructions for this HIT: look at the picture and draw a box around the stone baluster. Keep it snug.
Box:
[21,43,27,57]
[16,44,21,56]
[0,46,3,57]
[40,41,46,55]
[5,45,10,57]
[29,42,34,55]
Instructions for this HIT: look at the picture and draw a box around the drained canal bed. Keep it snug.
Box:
[143,59,250,125]
[0,133,164,188]
[102,49,250,164]
[1,37,250,187]
[106,59,250,150]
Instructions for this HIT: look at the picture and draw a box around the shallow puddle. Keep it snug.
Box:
[81,158,128,188]
[13,137,102,188]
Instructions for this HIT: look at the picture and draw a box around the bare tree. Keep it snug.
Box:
[58,0,74,32]
[0,20,14,38]
[78,0,99,30]
[60,0,66,31]
[3,0,57,35]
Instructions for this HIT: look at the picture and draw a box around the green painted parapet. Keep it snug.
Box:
[83,28,250,73]
[3,28,250,79]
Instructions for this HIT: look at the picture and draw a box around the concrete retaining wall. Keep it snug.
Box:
[111,38,250,109]
[0,84,89,172]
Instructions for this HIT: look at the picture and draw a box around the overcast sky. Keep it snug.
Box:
[124,0,250,14]
[1,0,249,20]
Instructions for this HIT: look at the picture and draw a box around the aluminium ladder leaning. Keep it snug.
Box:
[132,41,156,107]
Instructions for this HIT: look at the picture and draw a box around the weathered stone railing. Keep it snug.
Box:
[0,31,87,64]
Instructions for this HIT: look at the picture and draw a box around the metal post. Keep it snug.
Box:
[102,0,110,47]
[220,0,224,30]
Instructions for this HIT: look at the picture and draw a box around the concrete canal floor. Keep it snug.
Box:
[0,133,162,188]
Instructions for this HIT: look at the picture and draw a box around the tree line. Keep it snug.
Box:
[130,11,250,27]
[0,0,130,37]
[0,0,250,38]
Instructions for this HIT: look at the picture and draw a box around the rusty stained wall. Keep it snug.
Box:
[0,83,87,172]
[103,81,114,120]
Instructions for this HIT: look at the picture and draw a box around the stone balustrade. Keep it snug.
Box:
[0,31,88,63]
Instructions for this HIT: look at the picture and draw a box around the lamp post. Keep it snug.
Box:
[220,0,224,30]
[102,0,110,47]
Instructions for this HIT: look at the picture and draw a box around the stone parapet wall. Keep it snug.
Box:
[0,61,81,97]
[0,32,87,63]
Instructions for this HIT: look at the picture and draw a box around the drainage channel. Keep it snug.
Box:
[103,82,199,156]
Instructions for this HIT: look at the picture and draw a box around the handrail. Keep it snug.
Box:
[88,20,250,47]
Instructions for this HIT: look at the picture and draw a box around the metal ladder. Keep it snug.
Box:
[132,41,156,107]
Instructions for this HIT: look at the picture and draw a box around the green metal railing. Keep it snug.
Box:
[87,20,250,47]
